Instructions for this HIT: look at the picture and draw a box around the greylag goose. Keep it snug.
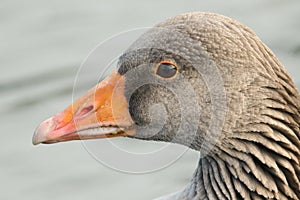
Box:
[33,12,300,200]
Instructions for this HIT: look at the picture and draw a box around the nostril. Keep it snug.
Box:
[76,105,94,118]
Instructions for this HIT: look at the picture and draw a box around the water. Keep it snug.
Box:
[1,0,300,199]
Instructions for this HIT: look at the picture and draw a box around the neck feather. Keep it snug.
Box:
[182,73,300,200]
[185,92,300,200]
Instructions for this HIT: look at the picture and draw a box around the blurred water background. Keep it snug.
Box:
[1,0,300,199]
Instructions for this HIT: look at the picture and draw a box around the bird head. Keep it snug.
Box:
[32,12,300,199]
[33,14,229,153]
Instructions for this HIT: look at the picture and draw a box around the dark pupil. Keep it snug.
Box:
[156,63,177,78]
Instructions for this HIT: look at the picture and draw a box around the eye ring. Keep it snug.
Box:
[154,61,178,79]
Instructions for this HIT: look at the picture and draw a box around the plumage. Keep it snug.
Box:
[33,12,300,199]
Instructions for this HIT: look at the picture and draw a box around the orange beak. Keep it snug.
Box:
[32,70,135,145]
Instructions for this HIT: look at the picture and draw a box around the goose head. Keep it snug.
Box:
[33,12,300,200]
[33,13,227,153]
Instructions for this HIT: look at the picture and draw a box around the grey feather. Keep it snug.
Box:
[118,12,300,199]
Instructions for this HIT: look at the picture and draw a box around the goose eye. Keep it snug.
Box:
[155,62,178,79]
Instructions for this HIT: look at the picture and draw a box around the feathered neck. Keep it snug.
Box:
[186,70,300,199]
[176,78,300,200]
[154,12,300,200]
[155,53,300,200]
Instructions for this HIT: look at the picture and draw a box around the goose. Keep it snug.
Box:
[33,12,300,200]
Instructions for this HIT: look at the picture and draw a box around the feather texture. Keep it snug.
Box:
[156,12,300,200]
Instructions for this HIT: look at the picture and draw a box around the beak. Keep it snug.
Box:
[32,70,135,145]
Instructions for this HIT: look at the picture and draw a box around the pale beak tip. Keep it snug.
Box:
[32,117,56,145]
[32,125,46,145]
[32,138,41,145]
